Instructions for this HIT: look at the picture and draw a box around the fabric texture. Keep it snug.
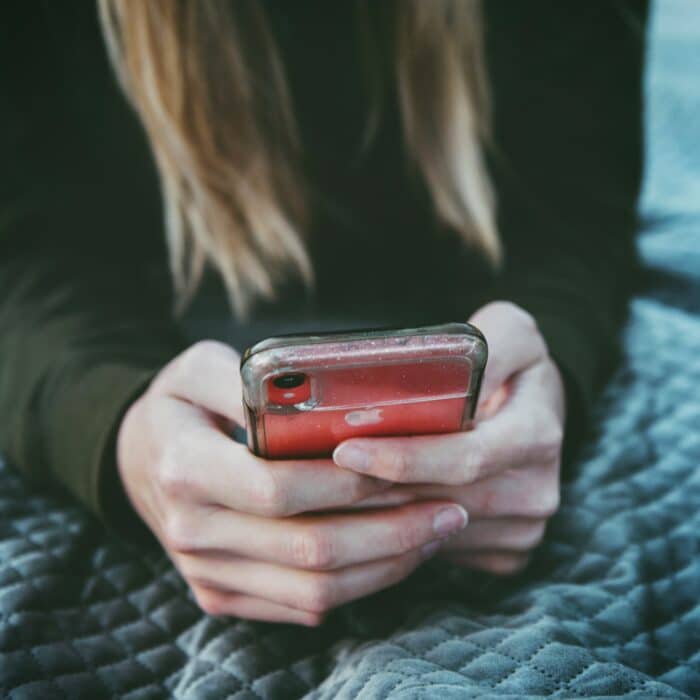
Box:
[3,283,700,700]
[1,1,699,698]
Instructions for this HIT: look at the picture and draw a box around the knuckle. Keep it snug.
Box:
[189,339,230,365]
[304,613,326,627]
[176,341,234,383]
[346,474,379,504]
[488,301,537,331]
[290,528,336,570]
[475,488,500,517]
[540,442,562,467]
[389,550,423,583]
[511,303,537,331]
[513,520,547,552]
[483,303,548,361]
[301,575,336,614]
[173,552,195,580]
[533,334,548,360]
[193,586,227,617]
[252,471,289,517]
[537,420,564,463]
[158,449,192,501]
[462,433,488,482]
[540,485,561,518]
[381,448,411,482]
[520,410,562,465]
[162,510,199,553]
[544,440,564,466]
[484,554,529,576]
[390,519,422,553]
[528,521,547,548]
[175,343,206,382]
[532,478,561,518]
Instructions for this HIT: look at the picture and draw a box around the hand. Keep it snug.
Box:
[117,341,469,625]
[333,301,566,576]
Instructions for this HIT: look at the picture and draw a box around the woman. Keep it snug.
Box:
[0,0,647,626]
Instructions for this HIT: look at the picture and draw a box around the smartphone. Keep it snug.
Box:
[240,322,487,459]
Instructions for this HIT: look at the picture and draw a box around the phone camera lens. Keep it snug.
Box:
[273,373,306,389]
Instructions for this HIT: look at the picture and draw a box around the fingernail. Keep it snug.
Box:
[433,506,468,538]
[420,540,442,559]
[333,443,370,472]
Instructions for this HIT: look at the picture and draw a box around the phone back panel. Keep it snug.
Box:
[240,323,487,459]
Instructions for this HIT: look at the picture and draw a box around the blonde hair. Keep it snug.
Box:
[99,0,499,316]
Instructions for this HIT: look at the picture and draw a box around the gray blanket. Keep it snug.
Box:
[1,1,699,698]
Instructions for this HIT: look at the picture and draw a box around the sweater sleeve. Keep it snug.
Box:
[485,0,649,451]
[0,2,185,537]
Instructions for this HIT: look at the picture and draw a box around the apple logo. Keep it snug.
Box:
[344,408,384,426]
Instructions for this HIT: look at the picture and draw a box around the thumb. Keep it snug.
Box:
[159,340,246,426]
[469,301,547,406]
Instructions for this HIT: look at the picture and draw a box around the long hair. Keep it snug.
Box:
[98,0,499,316]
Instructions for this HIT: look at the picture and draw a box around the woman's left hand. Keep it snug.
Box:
[333,301,566,576]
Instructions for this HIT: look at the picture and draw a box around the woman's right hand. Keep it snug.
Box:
[116,341,469,626]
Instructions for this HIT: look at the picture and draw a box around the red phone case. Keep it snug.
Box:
[240,322,488,459]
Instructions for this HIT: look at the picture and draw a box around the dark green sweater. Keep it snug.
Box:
[0,1,648,534]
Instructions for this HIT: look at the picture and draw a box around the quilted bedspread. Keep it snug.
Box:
[2,1,700,698]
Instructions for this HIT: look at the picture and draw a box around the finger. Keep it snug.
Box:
[192,585,324,626]
[386,463,560,519]
[160,341,246,425]
[469,302,547,404]
[161,401,390,516]
[341,489,417,510]
[179,548,430,615]
[440,517,546,553]
[441,550,530,576]
[333,396,562,484]
[167,501,468,570]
